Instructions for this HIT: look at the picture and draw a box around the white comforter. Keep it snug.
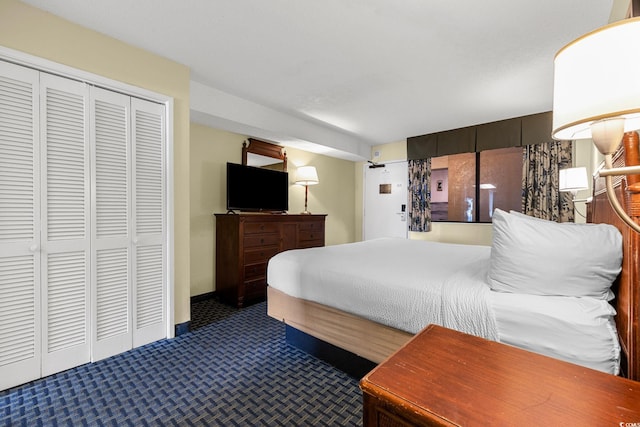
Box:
[267,238,498,340]
[268,237,621,374]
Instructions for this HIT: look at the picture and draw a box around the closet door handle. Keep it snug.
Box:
[29,244,39,252]
[132,238,139,245]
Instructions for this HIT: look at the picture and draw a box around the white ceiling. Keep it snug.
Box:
[23,0,614,161]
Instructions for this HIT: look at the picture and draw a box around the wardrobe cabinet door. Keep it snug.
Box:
[90,87,132,361]
[131,98,166,347]
[0,59,169,392]
[40,73,91,377]
[0,61,41,391]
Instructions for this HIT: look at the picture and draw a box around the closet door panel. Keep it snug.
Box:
[0,61,41,391]
[40,73,91,376]
[131,98,166,347]
[90,87,132,361]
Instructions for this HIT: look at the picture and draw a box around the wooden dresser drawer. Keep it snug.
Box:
[298,220,324,248]
[369,403,415,427]
[244,246,279,264]
[244,233,280,248]
[244,277,266,299]
[244,261,268,280]
[297,239,323,249]
[244,222,280,234]
[299,221,324,232]
[298,230,322,243]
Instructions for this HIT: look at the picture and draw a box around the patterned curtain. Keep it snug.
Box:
[522,141,574,222]
[408,158,431,232]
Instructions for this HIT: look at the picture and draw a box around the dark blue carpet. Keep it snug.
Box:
[0,301,362,426]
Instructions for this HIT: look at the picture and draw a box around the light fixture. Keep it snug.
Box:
[295,166,319,214]
[552,17,640,233]
[479,183,496,190]
[559,167,591,201]
[479,183,497,218]
[559,167,592,218]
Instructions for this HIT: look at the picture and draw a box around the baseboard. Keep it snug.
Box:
[285,325,377,379]
[191,291,217,304]
[175,321,191,336]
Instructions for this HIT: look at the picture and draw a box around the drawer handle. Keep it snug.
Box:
[260,238,264,244]
[310,234,314,239]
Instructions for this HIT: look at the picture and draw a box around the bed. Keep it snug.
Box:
[267,146,640,381]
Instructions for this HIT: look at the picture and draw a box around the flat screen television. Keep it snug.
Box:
[226,162,289,212]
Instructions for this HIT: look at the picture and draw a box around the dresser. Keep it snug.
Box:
[360,324,640,426]
[215,213,326,307]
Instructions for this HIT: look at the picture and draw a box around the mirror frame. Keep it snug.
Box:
[242,138,287,171]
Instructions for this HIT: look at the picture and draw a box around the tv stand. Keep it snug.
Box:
[214,213,326,307]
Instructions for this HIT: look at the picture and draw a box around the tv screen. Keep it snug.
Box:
[226,162,289,212]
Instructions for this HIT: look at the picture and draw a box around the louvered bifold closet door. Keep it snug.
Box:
[131,98,166,347]
[0,61,41,391]
[90,87,132,361]
[40,73,91,376]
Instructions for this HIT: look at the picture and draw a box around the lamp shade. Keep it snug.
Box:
[295,166,319,185]
[559,167,589,192]
[552,17,640,141]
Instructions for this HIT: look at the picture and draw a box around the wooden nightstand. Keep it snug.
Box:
[360,324,640,426]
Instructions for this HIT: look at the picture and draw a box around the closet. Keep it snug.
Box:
[0,60,167,391]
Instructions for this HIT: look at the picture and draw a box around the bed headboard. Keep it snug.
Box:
[589,132,640,381]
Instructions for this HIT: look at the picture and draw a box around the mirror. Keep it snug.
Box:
[242,138,287,171]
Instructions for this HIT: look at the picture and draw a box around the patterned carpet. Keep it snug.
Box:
[0,300,363,426]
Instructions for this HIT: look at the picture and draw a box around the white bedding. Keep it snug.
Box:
[267,238,621,374]
[490,292,620,375]
[268,238,498,339]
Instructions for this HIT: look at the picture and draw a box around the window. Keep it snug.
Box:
[431,147,523,222]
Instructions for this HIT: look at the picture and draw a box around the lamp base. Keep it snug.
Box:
[301,184,312,215]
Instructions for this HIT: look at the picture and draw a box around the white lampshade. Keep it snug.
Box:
[295,166,319,185]
[552,17,640,143]
[559,167,589,192]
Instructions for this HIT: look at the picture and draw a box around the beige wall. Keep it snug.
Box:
[409,224,492,246]
[610,0,632,21]
[371,140,408,163]
[0,0,192,325]
[190,123,356,297]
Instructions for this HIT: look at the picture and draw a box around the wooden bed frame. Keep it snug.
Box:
[589,134,640,380]
[268,136,640,381]
[267,287,413,364]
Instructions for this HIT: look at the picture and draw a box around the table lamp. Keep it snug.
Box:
[295,166,319,214]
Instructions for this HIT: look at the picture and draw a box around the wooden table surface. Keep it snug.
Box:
[360,324,640,426]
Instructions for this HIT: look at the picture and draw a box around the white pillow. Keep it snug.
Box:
[490,291,620,375]
[488,209,622,300]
